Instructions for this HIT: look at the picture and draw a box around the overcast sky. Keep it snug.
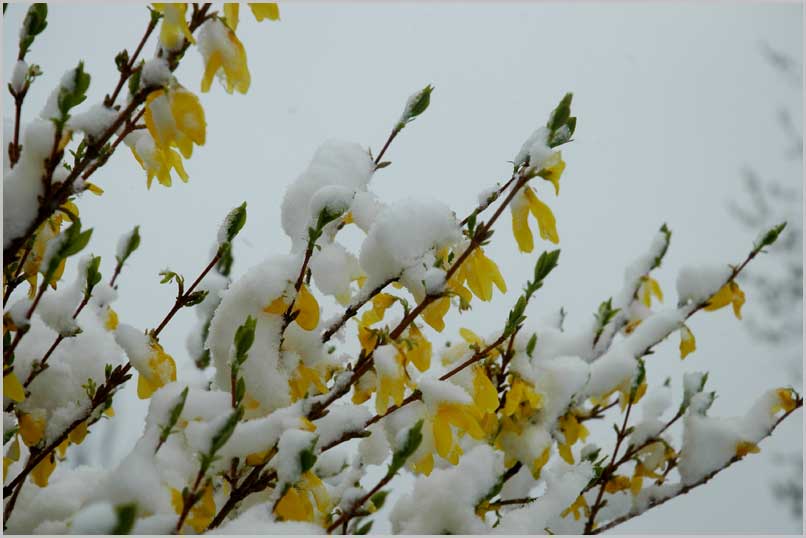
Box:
[3,2,803,534]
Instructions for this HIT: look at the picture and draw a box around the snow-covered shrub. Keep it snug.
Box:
[2,3,801,535]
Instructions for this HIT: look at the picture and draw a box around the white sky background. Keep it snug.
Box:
[2,2,804,534]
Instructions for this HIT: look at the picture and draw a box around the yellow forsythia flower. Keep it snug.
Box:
[531,446,551,478]
[704,281,745,319]
[128,133,189,189]
[225,3,280,29]
[3,371,26,402]
[289,363,328,401]
[31,452,57,487]
[511,186,559,252]
[104,308,119,331]
[432,403,485,465]
[412,452,435,476]
[451,247,506,302]
[263,285,320,331]
[84,182,104,195]
[294,285,320,331]
[421,295,450,332]
[200,20,251,94]
[68,421,89,445]
[619,380,647,410]
[4,436,20,479]
[144,87,206,159]
[275,471,330,522]
[679,325,696,359]
[223,3,240,31]
[19,413,45,447]
[357,313,380,353]
[503,377,542,419]
[137,340,177,399]
[735,441,760,458]
[561,494,590,521]
[275,485,313,522]
[557,412,589,464]
[472,366,499,413]
[171,484,216,533]
[375,352,407,415]
[605,474,632,494]
[24,215,67,295]
[537,152,566,195]
[249,3,280,21]
[153,3,195,50]
[639,276,663,307]
[772,388,798,414]
[399,323,431,372]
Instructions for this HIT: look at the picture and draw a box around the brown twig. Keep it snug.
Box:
[585,399,635,533]
[321,279,396,344]
[309,173,530,421]
[578,399,620,423]
[326,467,395,533]
[3,237,34,305]
[8,88,26,168]
[374,127,400,166]
[3,4,212,267]
[152,253,220,338]
[591,400,802,534]
[318,332,509,453]
[2,248,221,521]
[175,468,207,533]
[106,16,158,107]
[207,461,277,531]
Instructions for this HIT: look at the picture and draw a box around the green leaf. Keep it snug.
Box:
[233,316,257,364]
[526,333,537,358]
[235,377,246,406]
[42,220,92,284]
[4,425,19,445]
[505,296,527,337]
[629,358,646,403]
[57,61,91,122]
[221,202,247,244]
[355,521,373,535]
[548,93,572,132]
[158,386,188,450]
[19,3,48,57]
[115,50,130,73]
[593,298,620,341]
[533,249,560,286]
[82,377,97,399]
[112,502,138,534]
[299,447,317,474]
[466,212,477,237]
[183,290,209,308]
[754,222,787,251]
[370,490,389,510]
[546,92,576,148]
[159,269,183,286]
[216,241,234,276]
[84,255,102,299]
[128,60,143,96]
[398,84,434,129]
[389,419,423,475]
[209,407,243,456]
[116,225,141,265]
[63,228,93,257]
[651,223,672,271]
[681,372,709,413]
[148,5,162,25]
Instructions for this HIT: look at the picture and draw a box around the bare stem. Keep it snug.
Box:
[591,400,802,534]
